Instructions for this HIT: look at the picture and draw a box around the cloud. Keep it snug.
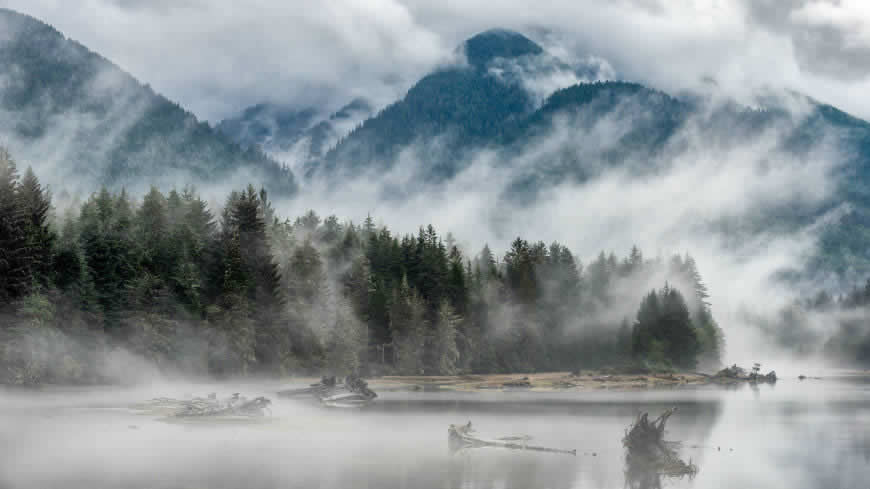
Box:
[745,0,870,81]
[5,0,870,123]
[790,0,870,46]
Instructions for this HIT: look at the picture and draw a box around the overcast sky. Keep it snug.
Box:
[5,0,870,123]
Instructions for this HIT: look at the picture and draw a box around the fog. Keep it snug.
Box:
[2,378,869,488]
[249,88,846,369]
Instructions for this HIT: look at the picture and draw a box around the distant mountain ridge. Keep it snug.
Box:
[0,8,296,195]
[221,29,614,179]
[316,30,570,179]
[216,98,373,173]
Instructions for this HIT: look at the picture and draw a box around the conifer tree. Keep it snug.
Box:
[232,186,282,307]
[504,237,537,306]
[478,244,499,281]
[433,300,461,375]
[166,189,184,228]
[0,149,29,302]
[137,187,169,275]
[447,245,469,315]
[285,238,326,308]
[367,277,392,346]
[390,275,427,374]
[632,284,700,368]
[326,302,366,376]
[343,254,373,321]
[18,167,55,288]
[210,231,256,375]
[79,188,139,327]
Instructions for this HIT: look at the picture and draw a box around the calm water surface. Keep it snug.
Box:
[1,376,868,489]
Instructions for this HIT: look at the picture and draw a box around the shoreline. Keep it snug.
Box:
[361,369,869,392]
[5,370,869,393]
[368,371,717,392]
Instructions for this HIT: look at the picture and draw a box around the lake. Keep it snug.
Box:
[1,376,868,489]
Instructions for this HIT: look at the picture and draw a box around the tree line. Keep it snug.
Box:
[760,280,870,366]
[0,149,724,384]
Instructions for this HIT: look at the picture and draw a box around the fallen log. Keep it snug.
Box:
[449,421,576,456]
[139,393,272,417]
[278,375,377,408]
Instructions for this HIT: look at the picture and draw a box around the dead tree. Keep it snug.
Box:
[623,408,696,485]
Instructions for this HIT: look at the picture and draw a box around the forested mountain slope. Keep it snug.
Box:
[0,8,296,195]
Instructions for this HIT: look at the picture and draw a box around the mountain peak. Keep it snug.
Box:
[462,29,543,69]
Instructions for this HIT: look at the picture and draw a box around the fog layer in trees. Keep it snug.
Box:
[0,150,723,384]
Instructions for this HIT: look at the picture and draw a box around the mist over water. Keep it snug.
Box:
[1,378,868,489]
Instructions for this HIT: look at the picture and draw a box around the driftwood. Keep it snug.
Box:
[278,375,377,407]
[141,393,272,417]
[448,421,576,456]
[278,376,338,398]
[502,377,531,388]
[623,408,696,488]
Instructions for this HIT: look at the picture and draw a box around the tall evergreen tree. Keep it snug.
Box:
[231,186,282,307]
[0,149,29,302]
[137,187,169,275]
[504,237,537,306]
[478,244,499,281]
[18,167,55,288]
[79,188,139,329]
[390,276,427,375]
[433,300,460,375]
[326,303,366,376]
[632,284,700,368]
[447,245,469,315]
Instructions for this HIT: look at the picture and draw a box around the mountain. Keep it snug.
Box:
[216,104,320,154]
[0,8,296,195]
[316,29,615,180]
[217,98,373,172]
[306,29,870,283]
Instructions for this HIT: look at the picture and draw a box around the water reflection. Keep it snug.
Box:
[448,450,580,489]
[623,410,697,489]
[3,380,870,489]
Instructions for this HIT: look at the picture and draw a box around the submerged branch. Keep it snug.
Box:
[449,421,576,456]
[136,393,272,417]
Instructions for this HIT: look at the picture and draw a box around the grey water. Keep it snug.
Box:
[1,377,869,489]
